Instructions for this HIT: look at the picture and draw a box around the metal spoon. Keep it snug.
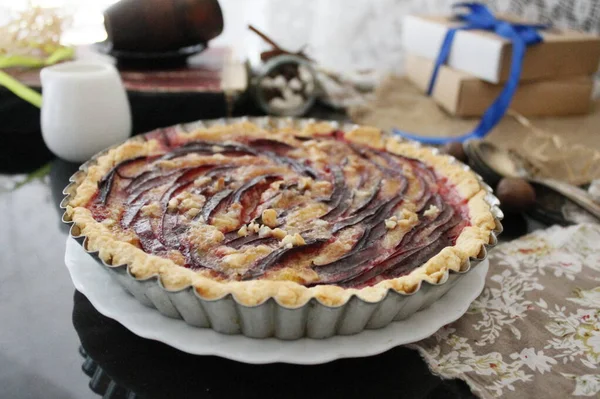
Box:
[466,140,600,221]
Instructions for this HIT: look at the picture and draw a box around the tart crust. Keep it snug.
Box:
[65,122,496,307]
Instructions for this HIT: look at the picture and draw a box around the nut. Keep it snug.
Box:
[496,177,536,212]
[261,209,278,228]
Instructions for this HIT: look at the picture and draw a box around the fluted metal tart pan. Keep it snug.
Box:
[61,117,503,339]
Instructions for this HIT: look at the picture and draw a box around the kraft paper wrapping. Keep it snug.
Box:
[405,54,594,117]
[349,75,600,186]
[403,14,600,83]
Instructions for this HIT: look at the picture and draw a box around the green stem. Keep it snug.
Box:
[0,70,42,108]
[12,162,51,191]
[0,46,74,108]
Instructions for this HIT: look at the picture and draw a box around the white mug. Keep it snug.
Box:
[41,61,132,163]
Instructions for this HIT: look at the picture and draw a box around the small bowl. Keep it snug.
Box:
[252,55,318,117]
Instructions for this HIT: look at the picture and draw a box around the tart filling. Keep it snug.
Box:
[66,122,496,306]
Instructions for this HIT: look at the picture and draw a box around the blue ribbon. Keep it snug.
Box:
[393,3,548,144]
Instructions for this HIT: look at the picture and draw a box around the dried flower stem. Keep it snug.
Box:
[248,24,312,61]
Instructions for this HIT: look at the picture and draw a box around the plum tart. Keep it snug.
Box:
[64,120,498,311]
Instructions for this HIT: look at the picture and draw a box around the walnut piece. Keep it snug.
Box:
[141,202,162,217]
[258,225,273,238]
[261,209,278,228]
[281,233,306,248]
[238,225,249,237]
[423,205,440,218]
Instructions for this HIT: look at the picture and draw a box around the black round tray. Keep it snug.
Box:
[94,41,207,68]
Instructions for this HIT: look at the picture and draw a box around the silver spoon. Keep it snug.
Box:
[467,141,600,221]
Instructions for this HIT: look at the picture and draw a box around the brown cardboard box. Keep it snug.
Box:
[403,15,600,83]
[405,54,594,117]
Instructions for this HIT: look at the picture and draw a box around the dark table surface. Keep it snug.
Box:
[0,89,538,399]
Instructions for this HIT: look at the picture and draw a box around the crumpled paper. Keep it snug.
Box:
[349,75,600,186]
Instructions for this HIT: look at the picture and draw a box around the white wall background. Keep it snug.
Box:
[1,0,599,73]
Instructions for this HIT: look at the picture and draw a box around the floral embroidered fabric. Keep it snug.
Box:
[410,223,600,398]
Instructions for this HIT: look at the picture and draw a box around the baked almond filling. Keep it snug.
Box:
[78,127,472,289]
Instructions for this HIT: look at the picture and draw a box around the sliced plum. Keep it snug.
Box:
[322,188,353,221]
[96,169,116,205]
[381,236,451,280]
[126,173,182,204]
[319,164,353,221]
[205,164,239,176]
[332,179,395,233]
[231,174,282,225]
[232,175,279,204]
[340,202,460,287]
[127,169,181,195]
[160,141,259,161]
[332,201,382,233]
[275,156,319,178]
[400,198,451,247]
[158,180,194,248]
[293,135,312,141]
[160,128,172,148]
[186,242,218,271]
[312,193,405,283]
[226,235,277,250]
[311,244,379,285]
[96,157,152,204]
[248,138,294,153]
[121,198,149,228]
[113,156,151,179]
[242,238,326,280]
[144,127,179,149]
[199,189,233,222]
[132,218,166,254]
[352,179,382,213]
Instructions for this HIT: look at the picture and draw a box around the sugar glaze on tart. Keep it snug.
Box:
[66,122,496,306]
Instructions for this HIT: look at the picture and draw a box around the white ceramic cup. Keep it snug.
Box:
[41,61,132,163]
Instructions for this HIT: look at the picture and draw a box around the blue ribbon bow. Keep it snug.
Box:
[394,2,548,144]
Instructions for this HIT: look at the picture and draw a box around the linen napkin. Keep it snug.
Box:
[410,224,600,398]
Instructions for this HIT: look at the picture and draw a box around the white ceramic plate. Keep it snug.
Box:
[65,237,488,365]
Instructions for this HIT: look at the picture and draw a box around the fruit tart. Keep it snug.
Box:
[63,118,501,338]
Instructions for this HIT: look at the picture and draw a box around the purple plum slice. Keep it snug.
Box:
[226,235,277,250]
[199,189,233,222]
[247,138,294,153]
[352,179,382,214]
[231,174,281,225]
[381,236,451,280]
[132,217,166,254]
[121,198,149,228]
[242,238,327,280]
[96,156,150,204]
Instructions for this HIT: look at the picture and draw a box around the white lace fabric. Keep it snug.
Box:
[410,224,600,398]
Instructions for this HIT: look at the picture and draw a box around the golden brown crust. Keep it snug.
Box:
[65,122,497,307]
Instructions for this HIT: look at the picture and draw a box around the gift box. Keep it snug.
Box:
[402,14,600,84]
[405,54,594,117]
